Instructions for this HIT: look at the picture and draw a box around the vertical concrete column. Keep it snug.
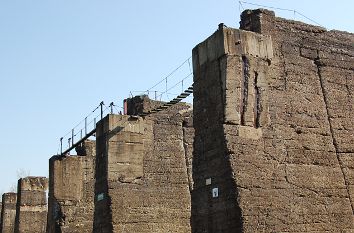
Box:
[46,140,96,233]
[93,104,193,233]
[1,193,17,233]
[191,24,273,233]
[93,114,149,232]
[193,9,354,233]
[14,177,48,233]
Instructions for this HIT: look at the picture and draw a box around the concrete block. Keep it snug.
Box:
[1,193,17,233]
[14,177,48,233]
[192,8,354,233]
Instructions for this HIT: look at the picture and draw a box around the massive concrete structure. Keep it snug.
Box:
[1,8,353,233]
[14,177,48,233]
[47,140,96,233]
[93,96,193,233]
[192,9,353,233]
[1,193,17,233]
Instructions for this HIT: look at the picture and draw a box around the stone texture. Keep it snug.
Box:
[1,193,17,233]
[192,9,353,233]
[3,8,352,233]
[14,177,48,233]
[46,140,96,233]
[93,96,193,233]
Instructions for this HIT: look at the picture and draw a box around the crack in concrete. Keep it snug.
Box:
[182,125,193,193]
[254,71,261,128]
[280,43,289,91]
[315,54,354,214]
[284,164,320,196]
[241,56,250,126]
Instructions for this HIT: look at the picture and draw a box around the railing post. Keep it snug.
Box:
[72,129,74,146]
[94,118,96,128]
[110,102,114,114]
[60,137,63,154]
[80,129,83,139]
[100,101,104,120]
[166,78,168,94]
[123,99,127,115]
[85,117,87,135]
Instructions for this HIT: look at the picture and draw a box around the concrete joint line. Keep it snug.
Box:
[316,56,354,214]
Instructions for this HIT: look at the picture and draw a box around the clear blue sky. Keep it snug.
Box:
[0,0,353,194]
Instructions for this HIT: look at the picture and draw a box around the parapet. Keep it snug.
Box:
[192,24,273,73]
[125,95,163,115]
[125,94,192,116]
[75,139,96,156]
[17,177,48,192]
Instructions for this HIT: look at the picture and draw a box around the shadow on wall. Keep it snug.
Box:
[190,26,244,232]
[52,197,64,233]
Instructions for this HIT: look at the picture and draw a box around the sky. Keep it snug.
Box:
[0,0,353,194]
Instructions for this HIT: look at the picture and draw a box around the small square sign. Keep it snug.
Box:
[97,193,104,201]
[205,178,212,185]
[212,187,219,198]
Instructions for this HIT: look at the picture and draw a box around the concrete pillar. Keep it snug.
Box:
[14,177,48,233]
[94,97,193,233]
[93,114,149,232]
[46,140,96,233]
[192,23,273,232]
[192,9,354,233]
[1,193,17,233]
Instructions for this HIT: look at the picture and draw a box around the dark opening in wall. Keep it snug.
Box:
[254,71,261,128]
[240,56,250,126]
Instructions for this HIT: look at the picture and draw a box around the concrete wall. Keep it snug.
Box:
[1,193,17,233]
[13,177,48,233]
[1,9,352,233]
[93,97,193,233]
[47,140,96,233]
[192,9,353,233]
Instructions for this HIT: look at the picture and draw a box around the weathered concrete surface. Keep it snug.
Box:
[14,177,48,233]
[46,140,96,233]
[192,9,353,233]
[93,96,193,233]
[1,193,17,233]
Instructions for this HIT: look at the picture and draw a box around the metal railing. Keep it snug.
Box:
[57,56,194,156]
[58,101,122,156]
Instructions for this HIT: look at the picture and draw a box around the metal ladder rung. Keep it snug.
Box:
[179,93,189,98]
[137,84,193,117]
[171,99,181,103]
